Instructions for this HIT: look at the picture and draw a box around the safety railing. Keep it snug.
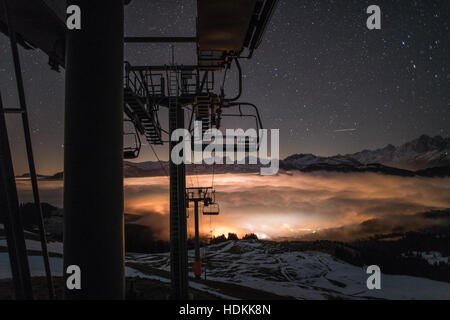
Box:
[124,62,146,97]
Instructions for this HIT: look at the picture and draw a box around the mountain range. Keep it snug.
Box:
[123,135,450,178]
[348,135,450,170]
[37,135,450,179]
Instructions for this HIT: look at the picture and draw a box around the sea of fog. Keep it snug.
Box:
[15,172,450,240]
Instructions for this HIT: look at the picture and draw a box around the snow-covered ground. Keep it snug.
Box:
[0,253,63,279]
[127,240,450,300]
[1,234,449,300]
[0,234,235,299]
[0,239,63,255]
[0,252,237,299]
[0,253,154,281]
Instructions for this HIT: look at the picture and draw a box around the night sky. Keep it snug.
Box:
[0,0,449,175]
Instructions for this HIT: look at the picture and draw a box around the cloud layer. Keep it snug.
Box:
[17,172,450,241]
[122,172,450,240]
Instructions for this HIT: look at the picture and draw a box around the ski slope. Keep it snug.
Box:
[1,229,449,300]
[127,240,450,300]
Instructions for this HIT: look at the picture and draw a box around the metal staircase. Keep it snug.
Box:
[194,95,212,134]
[123,64,163,145]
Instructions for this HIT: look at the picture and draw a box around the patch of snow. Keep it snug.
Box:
[410,251,449,265]
[125,266,237,299]
[0,253,63,279]
[127,240,450,300]
[0,239,63,255]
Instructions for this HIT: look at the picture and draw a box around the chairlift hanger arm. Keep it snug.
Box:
[197,71,209,95]
[222,102,264,130]
[247,0,279,51]
[223,59,242,103]
[238,48,255,60]
[188,106,195,133]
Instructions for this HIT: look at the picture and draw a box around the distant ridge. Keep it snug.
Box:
[33,135,450,179]
[348,135,450,170]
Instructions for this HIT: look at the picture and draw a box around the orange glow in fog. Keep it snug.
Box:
[121,172,450,240]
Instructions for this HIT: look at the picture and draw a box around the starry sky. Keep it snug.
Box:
[1,0,449,175]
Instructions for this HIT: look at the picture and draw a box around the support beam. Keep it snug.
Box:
[2,108,25,114]
[124,36,197,43]
[186,187,214,280]
[129,65,200,72]
[3,0,54,298]
[64,0,125,299]
[128,65,220,72]
[194,200,201,279]
[169,99,189,299]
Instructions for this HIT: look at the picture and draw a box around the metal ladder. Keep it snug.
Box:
[123,86,163,145]
[167,66,189,299]
[0,0,54,299]
[194,95,212,134]
[123,66,163,146]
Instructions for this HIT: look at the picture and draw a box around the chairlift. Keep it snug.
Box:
[202,189,220,215]
[216,102,264,152]
[123,119,142,159]
[203,202,220,216]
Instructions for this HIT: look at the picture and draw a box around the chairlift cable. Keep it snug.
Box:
[193,163,200,188]
[149,143,169,177]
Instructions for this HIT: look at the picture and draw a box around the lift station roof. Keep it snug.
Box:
[198,0,258,52]
[197,0,277,68]
[0,0,277,70]
[0,0,66,67]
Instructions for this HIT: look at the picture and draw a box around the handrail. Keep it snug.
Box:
[124,62,146,97]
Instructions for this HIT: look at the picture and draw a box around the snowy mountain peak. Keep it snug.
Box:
[349,135,450,170]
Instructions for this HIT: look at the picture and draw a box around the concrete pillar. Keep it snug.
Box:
[63,0,125,299]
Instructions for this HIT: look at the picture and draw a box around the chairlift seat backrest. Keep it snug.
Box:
[203,203,220,215]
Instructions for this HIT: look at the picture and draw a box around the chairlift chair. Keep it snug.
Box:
[123,119,142,159]
[202,190,219,215]
[203,202,220,216]
[215,102,264,152]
